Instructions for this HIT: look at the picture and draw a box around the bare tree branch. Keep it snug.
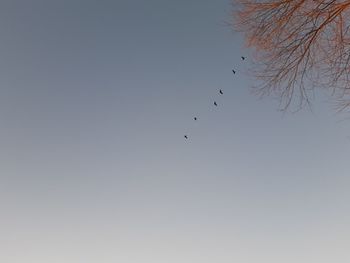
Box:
[232,0,350,111]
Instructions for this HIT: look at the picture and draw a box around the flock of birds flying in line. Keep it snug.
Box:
[184,56,246,140]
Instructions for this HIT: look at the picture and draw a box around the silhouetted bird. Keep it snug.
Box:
[214,101,218,106]
[232,69,236,74]
[184,135,188,139]
[194,117,197,121]
[241,56,246,60]
[219,89,223,95]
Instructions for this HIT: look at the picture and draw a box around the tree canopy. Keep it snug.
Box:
[233,0,350,111]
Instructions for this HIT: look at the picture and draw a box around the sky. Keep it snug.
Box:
[1,0,350,262]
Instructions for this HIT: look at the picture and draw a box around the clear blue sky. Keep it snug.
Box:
[1,0,350,262]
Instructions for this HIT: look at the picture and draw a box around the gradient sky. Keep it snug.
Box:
[1,1,350,263]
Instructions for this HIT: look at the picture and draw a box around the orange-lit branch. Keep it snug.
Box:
[233,0,350,110]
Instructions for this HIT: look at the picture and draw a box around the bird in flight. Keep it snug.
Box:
[232,69,236,74]
[241,56,246,60]
[184,135,188,139]
[214,101,218,106]
[194,117,197,121]
[219,89,223,95]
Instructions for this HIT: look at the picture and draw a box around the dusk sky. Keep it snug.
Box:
[1,1,350,262]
